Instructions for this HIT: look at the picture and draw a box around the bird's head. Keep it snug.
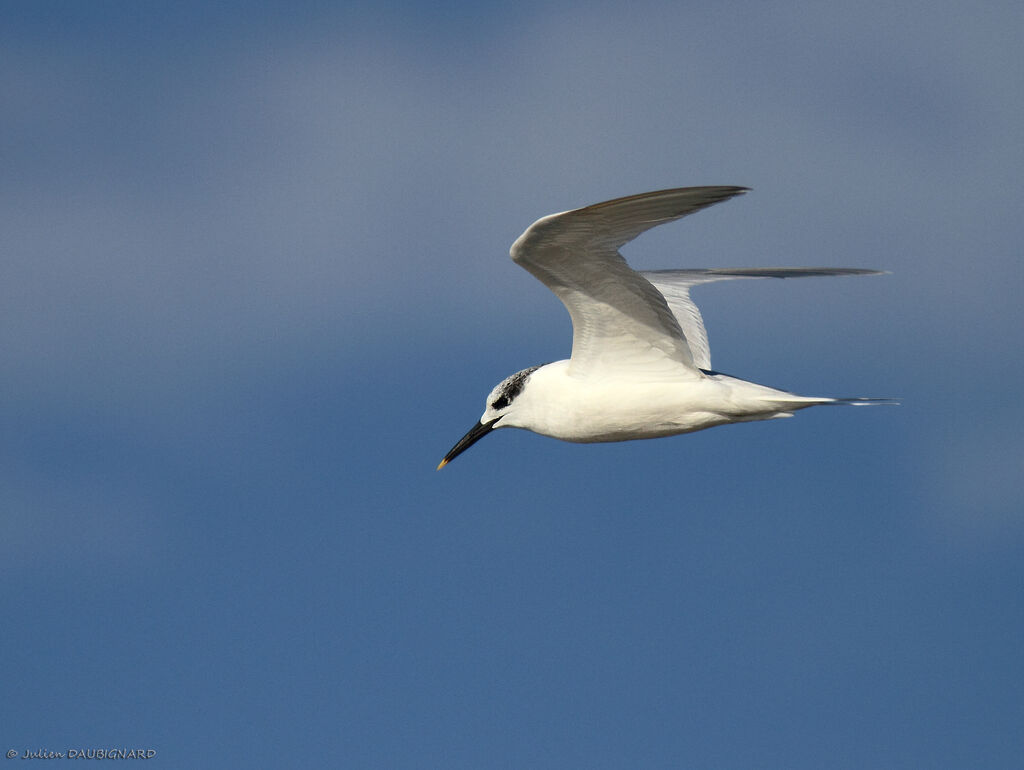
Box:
[436,365,541,469]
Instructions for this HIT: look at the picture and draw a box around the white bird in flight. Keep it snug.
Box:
[438,186,892,469]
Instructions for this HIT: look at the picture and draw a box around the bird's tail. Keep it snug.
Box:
[821,397,900,406]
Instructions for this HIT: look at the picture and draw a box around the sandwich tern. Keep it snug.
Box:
[438,186,891,469]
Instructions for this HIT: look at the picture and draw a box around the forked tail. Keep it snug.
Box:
[824,397,900,406]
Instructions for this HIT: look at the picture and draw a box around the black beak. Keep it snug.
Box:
[437,419,498,470]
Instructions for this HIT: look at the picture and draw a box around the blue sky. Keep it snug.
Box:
[2,1,1022,767]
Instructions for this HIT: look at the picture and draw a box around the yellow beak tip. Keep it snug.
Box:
[436,459,449,471]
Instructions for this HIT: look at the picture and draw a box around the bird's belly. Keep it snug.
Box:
[531,381,747,443]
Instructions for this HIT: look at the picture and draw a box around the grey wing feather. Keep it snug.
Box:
[510,187,748,376]
[641,267,885,370]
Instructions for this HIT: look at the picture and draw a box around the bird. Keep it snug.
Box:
[437,186,892,470]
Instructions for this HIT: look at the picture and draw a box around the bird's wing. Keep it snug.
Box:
[641,267,885,370]
[510,187,748,378]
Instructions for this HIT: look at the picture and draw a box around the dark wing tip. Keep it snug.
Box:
[703,267,888,279]
[584,185,749,213]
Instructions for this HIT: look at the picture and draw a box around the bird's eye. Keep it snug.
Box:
[491,395,510,410]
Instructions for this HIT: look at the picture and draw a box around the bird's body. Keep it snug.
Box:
[438,186,891,469]
[493,360,830,443]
